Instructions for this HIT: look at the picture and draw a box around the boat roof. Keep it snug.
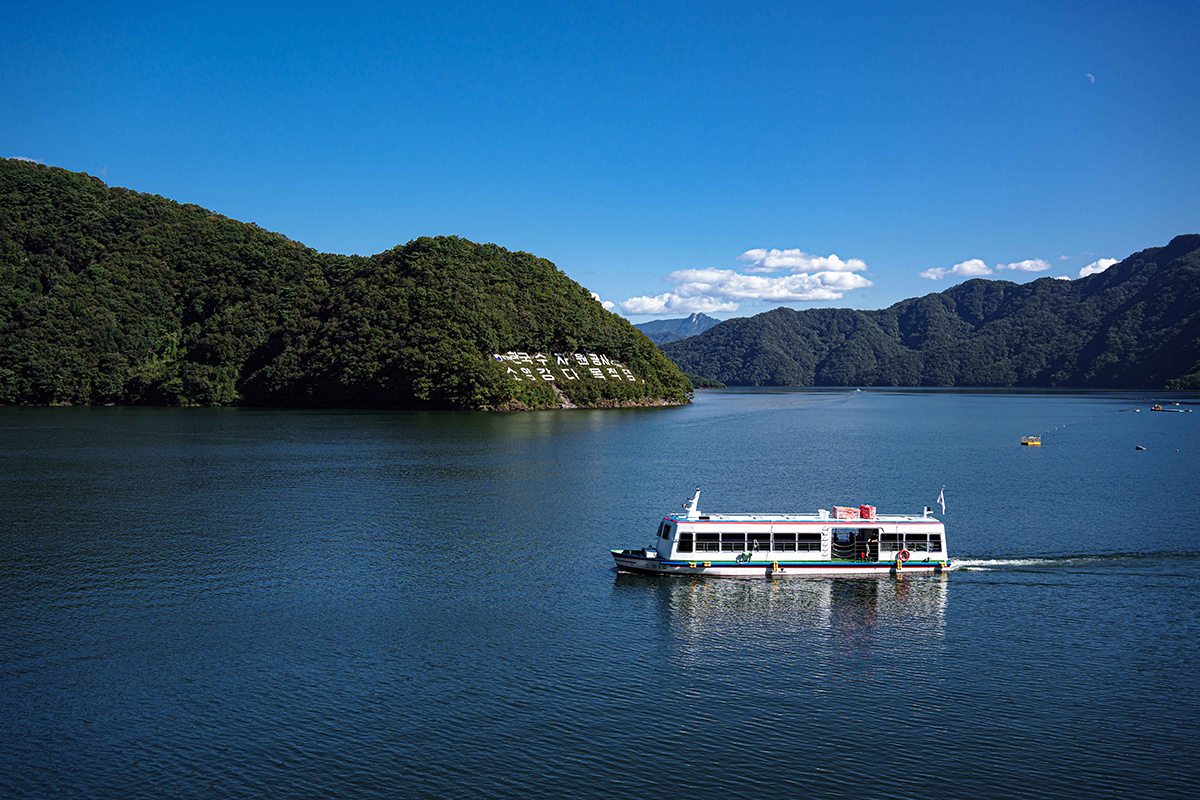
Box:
[666,512,939,524]
[666,490,942,526]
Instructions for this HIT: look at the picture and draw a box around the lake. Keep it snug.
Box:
[2,389,1198,799]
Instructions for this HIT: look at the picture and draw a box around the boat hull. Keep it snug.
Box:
[611,550,947,577]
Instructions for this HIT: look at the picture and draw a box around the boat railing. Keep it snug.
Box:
[832,540,876,561]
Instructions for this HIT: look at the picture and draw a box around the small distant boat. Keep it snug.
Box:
[611,489,948,577]
[1136,445,1147,450]
[1151,404,1186,412]
[1021,436,1042,446]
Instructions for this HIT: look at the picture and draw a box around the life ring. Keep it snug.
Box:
[897,549,911,562]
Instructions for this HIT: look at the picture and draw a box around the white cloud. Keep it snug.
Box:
[1053,275,1072,280]
[620,293,741,315]
[996,259,1052,272]
[1059,255,1071,261]
[589,292,616,311]
[1078,258,1118,278]
[923,256,1056,280]
[9,156,45,164]
[618,249,874,315]
[662,268,873,302]
[736,248,867,274]
[919,258,993,280]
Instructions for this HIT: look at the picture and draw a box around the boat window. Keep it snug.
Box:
[797,533,821,552]
[773,532,796,551]
[656,521,666,539]
[721,532,746,551]
[747,534,769,551]
[696,532,720,552]
[905,533,929,552]
[678,532,693,553]
[928,534,943,552]
[661,523,674,541]
[881,532,903,549]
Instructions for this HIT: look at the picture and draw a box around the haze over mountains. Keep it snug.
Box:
[0,159,691,409]
[663,235,1200,390]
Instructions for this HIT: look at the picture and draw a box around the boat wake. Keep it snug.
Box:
[950,551,1200,571]
[950,557,1059,571]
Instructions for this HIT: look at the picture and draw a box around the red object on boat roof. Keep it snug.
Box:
[859,504,876,520]
[832,506,861,520]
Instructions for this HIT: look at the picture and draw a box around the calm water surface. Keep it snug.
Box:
[2,389,1199,799]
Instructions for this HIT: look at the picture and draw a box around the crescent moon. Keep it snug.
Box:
[1085,73,1095,84]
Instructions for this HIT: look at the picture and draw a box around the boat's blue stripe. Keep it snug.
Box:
[613,563,944,575]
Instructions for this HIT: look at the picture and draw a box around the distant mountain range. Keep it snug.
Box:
[634,312,722,344]
[663,235,1200,390]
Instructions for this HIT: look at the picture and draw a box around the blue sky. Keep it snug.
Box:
[4,0,1198,319]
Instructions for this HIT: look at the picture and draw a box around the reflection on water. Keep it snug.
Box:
[617,572,947,629]
[614,573,948,670]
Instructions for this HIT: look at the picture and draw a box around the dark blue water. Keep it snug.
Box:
[2,390,1198,799]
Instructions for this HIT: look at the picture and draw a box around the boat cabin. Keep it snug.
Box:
[654,516,945,563]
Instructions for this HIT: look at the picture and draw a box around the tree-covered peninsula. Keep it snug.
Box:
[664,235,1200,390]
[0,159,691,409]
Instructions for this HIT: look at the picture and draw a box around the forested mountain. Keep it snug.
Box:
[634,312,721,344]
[0,159,691,409]
[664,235,1200,390]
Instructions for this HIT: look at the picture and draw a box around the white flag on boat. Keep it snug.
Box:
[937,486,946,514]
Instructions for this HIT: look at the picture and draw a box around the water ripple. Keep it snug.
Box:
[3,401,1199,799]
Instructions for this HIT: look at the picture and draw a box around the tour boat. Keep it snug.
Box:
[611,489,949,577]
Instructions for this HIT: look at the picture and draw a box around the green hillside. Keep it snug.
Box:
[0,158,691,409]
[663,235,1200,390]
